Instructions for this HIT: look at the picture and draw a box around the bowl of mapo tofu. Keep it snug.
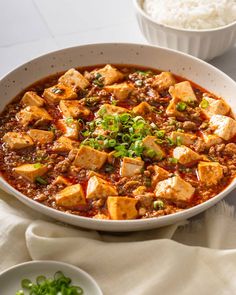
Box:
[0,43,236,231]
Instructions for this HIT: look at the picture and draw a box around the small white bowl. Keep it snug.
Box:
[0,260,103,295]
[133,0,236,60]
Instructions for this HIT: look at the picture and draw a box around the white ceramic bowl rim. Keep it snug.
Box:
[0,42,236,231]
[133,0,236,33]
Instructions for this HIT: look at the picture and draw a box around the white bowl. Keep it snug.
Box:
[0,260,103,295]
[133,0,236,60]
[0,43,236,232]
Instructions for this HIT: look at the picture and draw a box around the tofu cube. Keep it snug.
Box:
[16,106,52,127]
[133,102,153,116]
[151,165,170,186]
[105,82,133,100]
[3,132,34,149]
[59,100,91,119]
[59,68,90,91]
[86,176,118,199]
[166,98,184,117]
[209,115,236,141]
[52,136,80,153]
[21,91,45,107]
[142,136,166,160]
[202,133,222,148]
[153,72,176,91]
[53,176,71,186]
[155,176,195,203]
[58,119,80,140]
[120,157,144,177]
[28,129,54,144]
[55,184,86,207]
[93,64,124,85]
[97,103,128,117]
[200,95,230,117]
[107,196,138,220]
[13,163,48,182]
[43,84,77,104]
[198,161,223,186]
[170,131,197,146]
[73,146,107,170]
[173,146,201,165]
[169,81,197,102]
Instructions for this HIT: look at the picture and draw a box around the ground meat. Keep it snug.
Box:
[54,158,71,173]
[224,143,236,155]
[183,121,197,131]
[136,193,154,209]
[193,139,206,153]
[116,175,143,195]
[123,181,141,194]
[209,144,225,157]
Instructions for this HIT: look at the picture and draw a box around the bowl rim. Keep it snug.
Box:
[0,42,236,230]
[133,0,236,33]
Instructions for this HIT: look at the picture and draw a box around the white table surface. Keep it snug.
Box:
[0,0,236,205]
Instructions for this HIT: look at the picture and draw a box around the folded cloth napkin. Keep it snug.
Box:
[1,189,236,295]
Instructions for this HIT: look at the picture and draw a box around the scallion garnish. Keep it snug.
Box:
[16,271,84,295]
[65,117,74,125]
[176,101,187,111]
[33,163,42,169]
[35,176,48,185]
[200,98,209,109]
[168,157,178,164]
[153,200,165,210]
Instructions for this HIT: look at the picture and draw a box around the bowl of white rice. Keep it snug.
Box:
[133,0,236,60]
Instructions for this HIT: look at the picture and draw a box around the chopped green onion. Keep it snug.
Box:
[153,200,165,210]
[136,70,152,76]
[17,271,84,295]
[122,134,131,143]
[108,139,117,147]
[166,137,175,146]
[146,148,156,158]
[85,96,100,107]
[176,136,182,146]
[200,98,209,109]
[95,72,102,79]
[82,130,90,137]
[168,157,178,164]
[155,130,165,139]
[35,177,48,185]
[176,102,187,111]
[111,99,118,105]
[97,106,106,117]
[33,163,42,169]
[21,279,32,289]
[93,79,104,88]
[65,117,74,124]
[144,177,152,187]
[119,113,131,123]
[36,275,46,285]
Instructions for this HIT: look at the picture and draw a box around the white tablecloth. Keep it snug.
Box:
[1,189,236,295]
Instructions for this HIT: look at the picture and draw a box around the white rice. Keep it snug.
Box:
[143,0,236,30]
